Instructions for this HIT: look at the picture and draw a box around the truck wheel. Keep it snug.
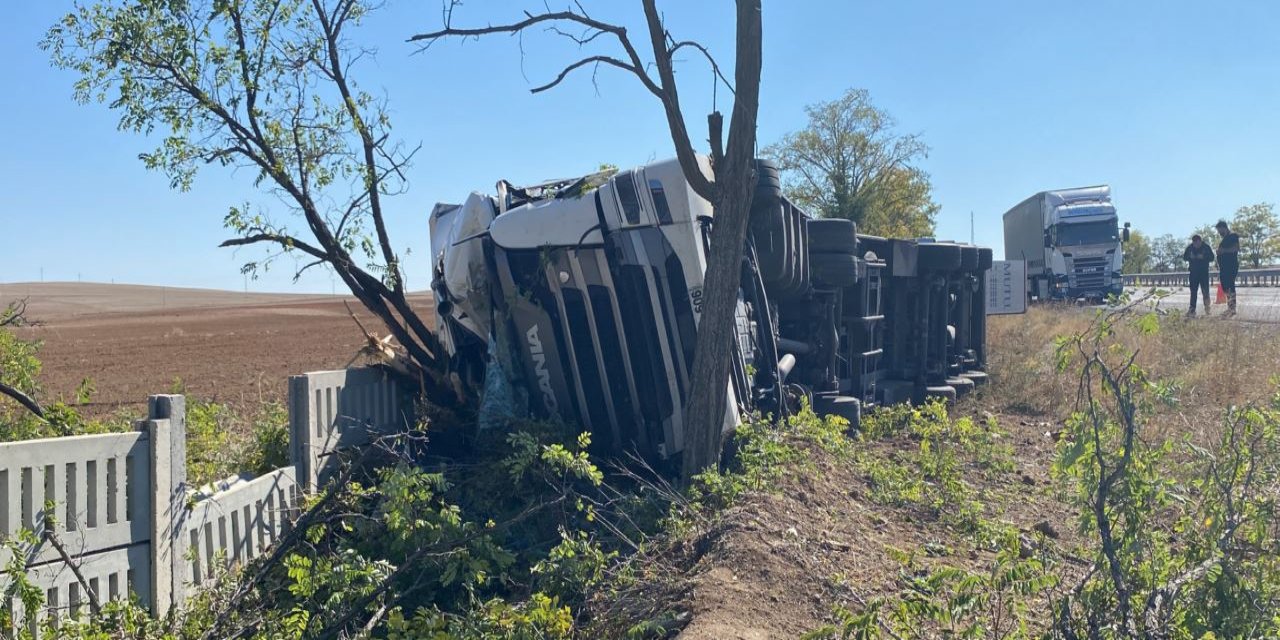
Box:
[811,253,859,288]
[814,394,861,431]
[753,159,782,208]
[807,218,857,254]
[947,376,975,397]
[960,246,979,271]
[923,385,957,404]
[917,243,963,272]
[878,379,914,405]
[960,371,989,386]
[977,248,994,271]
[749,160,785,237]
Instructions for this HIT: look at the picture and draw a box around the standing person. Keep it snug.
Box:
[1183,234,1215,316]
[1215,220,1241,316]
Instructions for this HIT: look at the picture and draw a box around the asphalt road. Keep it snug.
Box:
[1138,286,1280,323]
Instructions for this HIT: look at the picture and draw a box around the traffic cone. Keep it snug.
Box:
[1215,283,1228,304]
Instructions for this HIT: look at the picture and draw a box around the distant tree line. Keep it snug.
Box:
[1123,202,1280,273]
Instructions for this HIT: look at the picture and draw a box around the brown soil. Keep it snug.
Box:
[669,404,1081,639]
[664,307,1280,638]
[7,282,433,419]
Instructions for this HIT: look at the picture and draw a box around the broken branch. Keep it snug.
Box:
[45,528,102,616]
[0,380,45,419]
[1,298,32,327]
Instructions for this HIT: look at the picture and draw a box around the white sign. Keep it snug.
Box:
[986,260,1028,315]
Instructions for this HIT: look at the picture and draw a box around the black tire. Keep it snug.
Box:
[750,201,785,237]
[811,253,859,288]
[814,394,861,430]
[753,159,782,208]
[749,160,784,236]
[807,218,858,254]
[960,246,979,271]
[917,243,963,272]
[924,385,958,404]
[977,248,994,271]
[947,376,975,397]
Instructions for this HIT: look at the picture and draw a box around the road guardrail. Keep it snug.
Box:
[1124,268,1280,288]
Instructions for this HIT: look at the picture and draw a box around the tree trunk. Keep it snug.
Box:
[680,0,762,482]
[680,182,756,480]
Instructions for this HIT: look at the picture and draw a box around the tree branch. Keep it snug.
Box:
[0,380,45,419]
[45,528,102,616]
[640,0,716,200]
[668,40,734,96]
[220,233,330,261]
[313,0,403,294]
[531,55,644,93]
[1,298,32,327]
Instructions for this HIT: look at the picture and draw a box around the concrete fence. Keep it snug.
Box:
[289,367,413,491]
[1,366,408,635]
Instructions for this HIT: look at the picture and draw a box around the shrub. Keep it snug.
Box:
[855,401,1012,535]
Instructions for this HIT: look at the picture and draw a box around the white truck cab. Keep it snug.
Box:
[1004,185,1127,301]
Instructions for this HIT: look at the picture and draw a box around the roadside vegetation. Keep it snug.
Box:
[5,292,1279,638]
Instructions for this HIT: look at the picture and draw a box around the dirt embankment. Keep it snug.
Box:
[4,282,433,418]
[657,307,1280,637]
[666,406,1076,639]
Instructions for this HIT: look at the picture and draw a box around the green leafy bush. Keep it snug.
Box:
[855,401,1012,535]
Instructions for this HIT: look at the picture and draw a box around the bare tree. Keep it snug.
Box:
[46,0,455,403]
[411,1,763,480]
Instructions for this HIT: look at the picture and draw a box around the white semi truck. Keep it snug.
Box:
[1003,186,1128,301]
[429,156,991,468]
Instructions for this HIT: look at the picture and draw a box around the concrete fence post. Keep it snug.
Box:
[146,395,187,616]
[288,375,318,491]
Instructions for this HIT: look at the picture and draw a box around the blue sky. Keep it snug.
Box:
[2,1,1278,293]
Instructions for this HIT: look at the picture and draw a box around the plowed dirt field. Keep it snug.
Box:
[3,282,433,418]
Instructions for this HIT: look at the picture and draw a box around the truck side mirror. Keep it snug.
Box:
[1122,222,1131,243]
[1043,231,1052,248]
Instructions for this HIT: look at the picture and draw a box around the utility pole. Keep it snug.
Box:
[970,211,975,244]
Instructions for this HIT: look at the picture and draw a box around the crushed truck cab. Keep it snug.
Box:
[430,156,990,466]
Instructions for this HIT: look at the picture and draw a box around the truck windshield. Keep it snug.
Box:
[1055,220,1118,246]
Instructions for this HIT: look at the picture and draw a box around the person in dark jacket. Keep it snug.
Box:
[1215,220,1241,316]
[1183,234,1214,316]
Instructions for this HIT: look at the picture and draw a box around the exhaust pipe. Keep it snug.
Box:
[778,353,797,382]
[777,337,813,355]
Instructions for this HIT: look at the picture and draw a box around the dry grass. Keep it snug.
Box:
[986,304,1280,442]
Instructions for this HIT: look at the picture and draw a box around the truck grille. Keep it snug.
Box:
[500,227,694,460]
[1070,255,1110,290]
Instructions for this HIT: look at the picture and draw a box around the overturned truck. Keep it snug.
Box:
[429,157,991,465]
